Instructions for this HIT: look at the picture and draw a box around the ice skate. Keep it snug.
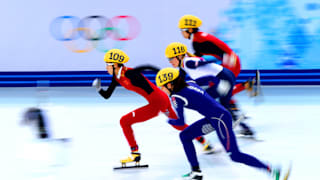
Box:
[253,69,261,97]
[239,128,254,137]
[282,164,292,180]
[229,103,245,129]
[232,114,245,129]
[113,152,148,170]
[236,127,264,141]
[270,164,291,180]
[244,79,256,97]
[236,127,265,141]
[244,78,254,91]
[202,142,217,154]
[182,171,203,180]
[271,167,280,180]
[245,69,261,97]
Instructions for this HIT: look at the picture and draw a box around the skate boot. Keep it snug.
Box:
[114,152,148,169]
[270,164,291,180]
[245,70,261,97]
[182,171,203,180]
[244,78,258,97]
[244,79,254,91]
[271,167,280,180]
[253,69,261,97]
[239,127,255,137]
[229,103,244,128]
[120,152,141,165]
[196,137,216,154]
[202,142,216,154]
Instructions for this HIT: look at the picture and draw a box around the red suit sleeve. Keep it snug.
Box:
[193,32,241,77]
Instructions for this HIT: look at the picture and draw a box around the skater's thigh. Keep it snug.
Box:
[182,118,214,139]
[206,87,219,99]
[211,117,239,153]
[126,103,160,124]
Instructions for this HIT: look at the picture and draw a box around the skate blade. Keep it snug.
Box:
[283,164,292,180]
[232,114,245,129]
[203,148,223,155]
[203,150,217,155]
[113,164,148,170]
[236,134,264,142]
[252,69,261,97]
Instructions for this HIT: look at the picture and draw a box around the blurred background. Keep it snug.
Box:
[1,0,320,71]
[1,0,320,87]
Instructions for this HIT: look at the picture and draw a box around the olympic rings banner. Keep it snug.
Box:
[0,0,319,72]
[50,15,141,53]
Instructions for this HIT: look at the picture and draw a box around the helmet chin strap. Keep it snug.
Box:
[182,29,192,39]
[187,32,192,40]
[112,65,116,77]
[164,83,173,96]
[186,29,192,40]
[177,56,183,67]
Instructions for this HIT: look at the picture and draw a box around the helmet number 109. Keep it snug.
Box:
[109,52,124,62]
[158,72,174,84]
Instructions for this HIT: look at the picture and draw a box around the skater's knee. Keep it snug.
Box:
[171,124,188,131]
[179,130,193,142]
[120,113,133,127]
[229,151,242,163]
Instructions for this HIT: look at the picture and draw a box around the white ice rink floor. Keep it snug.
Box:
[0,86,320,180]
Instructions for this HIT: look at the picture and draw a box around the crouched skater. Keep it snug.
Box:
[155,67,290,180]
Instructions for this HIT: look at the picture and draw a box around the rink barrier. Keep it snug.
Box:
[0,69,320,87]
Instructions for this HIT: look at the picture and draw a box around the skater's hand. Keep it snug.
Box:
[168,118,184,126]
[223,52,237,68]
[92,78,101,91]
[217,80,231,96]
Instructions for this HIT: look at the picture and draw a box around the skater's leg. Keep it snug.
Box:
[120,104,160,150]
[24,107,51,139]
[212,111,269,171]
[233,78,258,97]
[206,85,232,110]
[37,111,50,139]
[232,83,246,95]
[172,124,209,145]
[164,91,212,150]
[180,118,215,170]
[228,101,255,136]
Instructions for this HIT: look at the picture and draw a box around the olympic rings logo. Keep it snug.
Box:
[50,15,141,53]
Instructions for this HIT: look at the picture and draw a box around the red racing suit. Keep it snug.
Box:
[98,65,203,151]
[192,31,244,95]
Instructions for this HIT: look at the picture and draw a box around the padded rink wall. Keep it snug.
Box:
[1,69,320,87]
[1,0,320,86]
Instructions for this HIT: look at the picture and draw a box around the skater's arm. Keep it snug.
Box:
[167,95,186,126]
[98,77,118,99]
[185,58,213,69]
[194,50,202,57]
[133,65,160,73]
[202,55,221,64]
[125,69,154,94]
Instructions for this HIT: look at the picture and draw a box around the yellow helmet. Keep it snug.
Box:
[165,42,187,58]
[178,15,202,29]
[156,67,180,87]
[104,49,129,64]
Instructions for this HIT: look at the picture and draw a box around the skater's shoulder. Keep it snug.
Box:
[186,83,205,95]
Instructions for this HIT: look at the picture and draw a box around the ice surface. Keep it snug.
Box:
[0,86,319,180]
